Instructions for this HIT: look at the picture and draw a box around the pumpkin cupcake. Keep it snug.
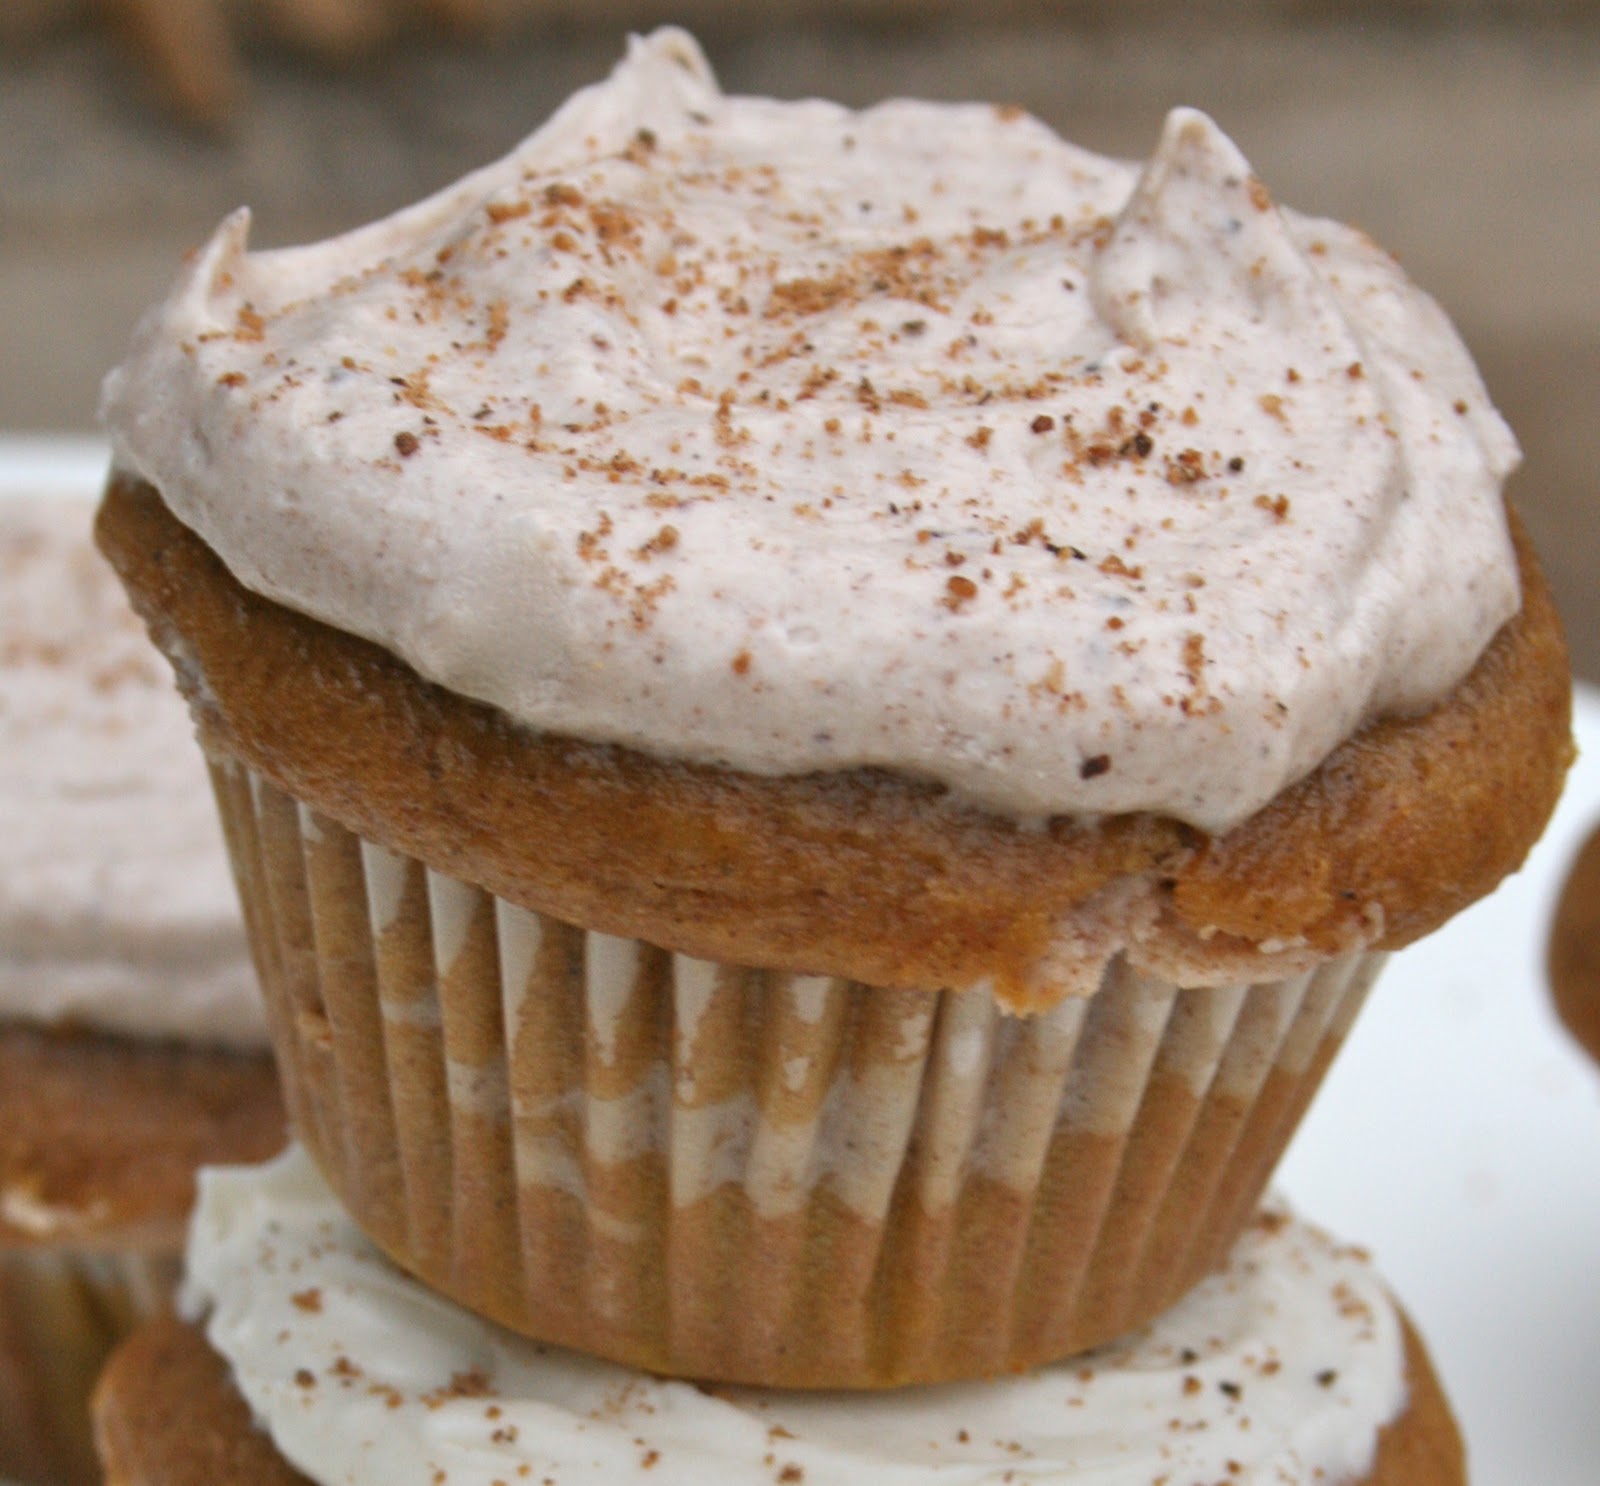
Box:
[0,494,284,1485]
[93,1146,1467,1486]
[96,29,1569,1388]
[1549,820,1600,1063]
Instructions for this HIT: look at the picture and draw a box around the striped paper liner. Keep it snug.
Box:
[212,758,1380,1388]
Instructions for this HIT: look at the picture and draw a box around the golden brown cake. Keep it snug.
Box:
[96,477,1569,1004]
[95,32,1571,1388]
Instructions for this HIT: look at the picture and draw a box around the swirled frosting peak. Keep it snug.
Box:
[186,1146,1409,1486]
[102,28,1520,831]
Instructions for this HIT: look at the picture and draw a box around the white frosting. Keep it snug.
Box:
[186,1146,1408,1486]
[0,495,266,1048]
[102,29,1519,832]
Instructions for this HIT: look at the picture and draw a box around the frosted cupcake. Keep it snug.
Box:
[0,496,284,1485]
[96,30,1570,1387]
[92,1147,1466,1486]
[1549,821,1600,1063]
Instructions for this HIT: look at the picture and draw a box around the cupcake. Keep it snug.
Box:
[95,29,1570,1387]
[1549,821,1600,1063]
[0,495,285,1485]
[92,1146,1467,1486]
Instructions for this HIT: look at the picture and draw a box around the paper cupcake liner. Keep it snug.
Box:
[0,1245,177,1486]
[211,758,1382,1388]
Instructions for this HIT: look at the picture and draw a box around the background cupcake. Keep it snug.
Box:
[0,493,284,1485]
[1549,821,1600,1065]
[96,31,1569,1389]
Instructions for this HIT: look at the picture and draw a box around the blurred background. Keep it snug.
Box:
[2,0,1595,677]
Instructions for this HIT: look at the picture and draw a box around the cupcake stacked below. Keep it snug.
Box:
[93,1148,1464,1486]
[87,27,1570,1486]
[0,496,285,1485]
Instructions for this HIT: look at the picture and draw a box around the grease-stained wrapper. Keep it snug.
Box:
[213,758,1380,1389]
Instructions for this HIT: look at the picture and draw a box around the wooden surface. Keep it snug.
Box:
[2,14,1596,675]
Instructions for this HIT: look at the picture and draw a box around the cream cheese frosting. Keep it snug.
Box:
[0,495,266,1049]
[102,28,1519,832]
[185,1145,1408,1486]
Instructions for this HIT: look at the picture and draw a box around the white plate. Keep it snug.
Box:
[0,435,112,499]
[4,437,1595,1485]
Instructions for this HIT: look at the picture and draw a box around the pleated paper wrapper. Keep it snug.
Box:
[0,1245,177,1486]
[213,758,1382,1389]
